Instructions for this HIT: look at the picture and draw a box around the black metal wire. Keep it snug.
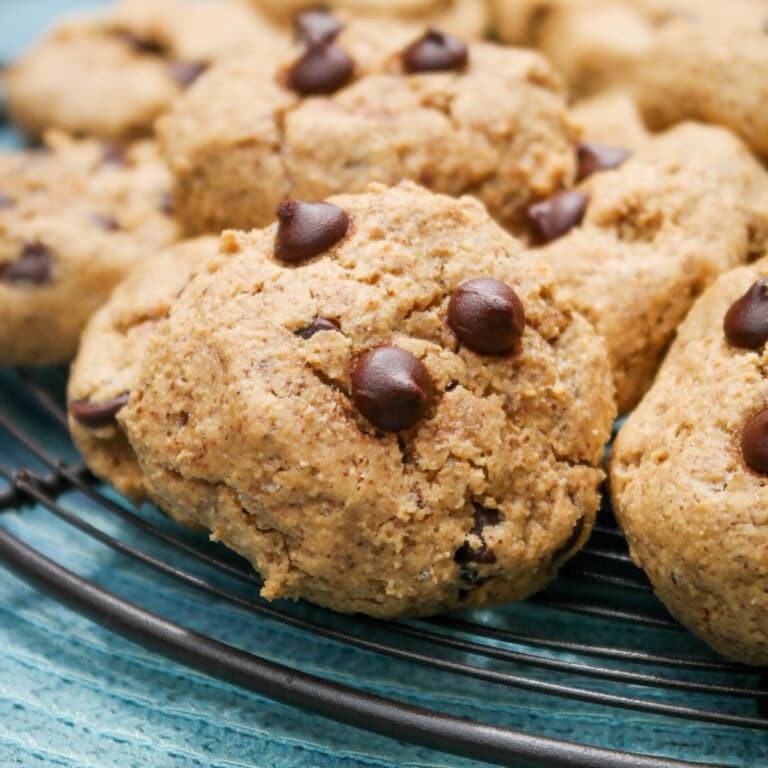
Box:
[0,367,765,768]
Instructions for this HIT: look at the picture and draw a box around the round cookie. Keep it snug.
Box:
[0,134,178,365]
[3,0,287,140]
[119,182,616,618]
[68,237,219,500]
[252,0,488,38]
[158,20,579,235]
[611,255,768,666]
[530,122,768,413]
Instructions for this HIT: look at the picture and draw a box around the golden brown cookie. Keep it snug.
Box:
[68,237,219,500]
[119,182,616,618]
[158,22,579,234]
[530,123,768,413]
[3,0,286,140]
[611,255,768,665]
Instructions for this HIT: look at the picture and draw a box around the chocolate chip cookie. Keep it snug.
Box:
[611,256,768,665]
[252,0,488,38]
[4,0,286,140]
[68,236,219,499]
[0,133,178,365]
[119,182,616,618]
[158,20,579,234]
[530,122,768,413]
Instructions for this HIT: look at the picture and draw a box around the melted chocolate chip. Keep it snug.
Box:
[0,242,53,285]
[577,142,631,181]
[447,278,526,356]
[296,317,339,339]
[295,9,343,45]
[528,190,589,243]
[552,515,586,562]
[285,43,354,95]
[455,504,502,566]
[116,30,166,56]
[402,28,468,73]
[350,346,434,432]
[70,393,130,429]
[101,142,127,167]
[169,60,207,88]
[275,200,349,263]
[91,213,120,232]
[0,193,15,209]
[724,279,768,350]
[742,409,768,475]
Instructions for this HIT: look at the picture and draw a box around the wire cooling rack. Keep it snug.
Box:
[0,366,766,768]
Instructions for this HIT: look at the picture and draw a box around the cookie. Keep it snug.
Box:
[611,256,768,665]
[0,134,178,365]
[118,182,616,618]
[570,91,649,152]
[530,122,768,413]
[157,20,579,235]
[68,236,219,500]
[3,0,286,140]
[252,0,488,38]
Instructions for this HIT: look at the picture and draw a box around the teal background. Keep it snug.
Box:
[0,3,766,766]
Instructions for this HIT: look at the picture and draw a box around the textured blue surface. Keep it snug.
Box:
[0,3,767,767]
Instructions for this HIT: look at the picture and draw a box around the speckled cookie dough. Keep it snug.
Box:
[119,182,616,618]
[3,0,287,140]
[158,18,579,235]
[251,0,488,38]
[0,134,178,365]
[529,123,768,413]
[68,237,219,500]
[611,255,768,665]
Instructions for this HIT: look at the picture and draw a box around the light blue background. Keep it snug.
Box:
[0,3,766,766]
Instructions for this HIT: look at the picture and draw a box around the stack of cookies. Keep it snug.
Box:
[3,0,767,665]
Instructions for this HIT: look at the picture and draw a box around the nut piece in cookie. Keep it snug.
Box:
[119,182,615,618]
[611,255,768,665]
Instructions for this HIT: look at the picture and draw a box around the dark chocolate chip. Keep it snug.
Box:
[350,346,434,432]
[455,504,502,566]
[296,317,339,339]
[70,393,130,429]
[447,278,526,356]
[724,279,768,350]
[101,142,127,167]
[0,242,53,285]
[577,142,631,181]
[0,193,15,209]
[528,190,589,243]
[169,60,207,88]
[116,30,166,56]
[275,200,349,263]
[402,28,468,73]
[159,191,175,216]
[91,213,120,232]
[285,43,354,95]
[552,515,586,562]
[295,9,343,45]
[742,409,768,475]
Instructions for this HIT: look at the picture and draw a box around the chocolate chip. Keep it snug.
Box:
[70,393,130,429]
[275,200,349,263]
[724,279,768,350]
[402,28,468,73]
[577,142,631,181]
[0,242,53,285]
[285,43,354,95]
[552,515,586,562]
[528,190,589,243]
[742,409,768,475]
[169,60,207,88]
[91,213,120,232]
[447,278,526,356]
[116,30,166,56]
[159,191,174,216]
[0,193,15,209]
[455,504,502,566]
[295,9,343,45]
[350,346,434,432]
[101,142,127,167]
[296,317,339,339]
